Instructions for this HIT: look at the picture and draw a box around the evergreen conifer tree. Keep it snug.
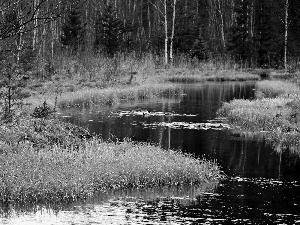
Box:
[254,0,273,67]
[94,5,124,56]
[173,3,209,60]
[61,9,85,54]
[287,0,300,59]
[228,0,253,65]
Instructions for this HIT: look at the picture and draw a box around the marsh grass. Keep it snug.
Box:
[206,70,259,82]
[0,139,223,204]
[22,53,262,112]
[218,93,300,154]
[57,83,183,108]
[0,116,91,149]
[255,80,300,98]
[164,68,259,83]
[218,97,291,131]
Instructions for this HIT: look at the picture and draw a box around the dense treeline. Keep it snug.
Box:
[0,0,300,69]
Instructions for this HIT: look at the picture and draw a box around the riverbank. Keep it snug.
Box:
[21,53,261,110]
[218,80,300,155]
[0,116,223,204]
[0,56,277,204]
[25,68,260,109]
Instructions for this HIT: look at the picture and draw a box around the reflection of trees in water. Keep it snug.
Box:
[0,183,218,221]
[59,82,300,180]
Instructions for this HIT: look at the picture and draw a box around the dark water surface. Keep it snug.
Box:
[2,82,300,224]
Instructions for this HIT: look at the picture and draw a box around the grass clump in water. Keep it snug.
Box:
[0,138,223,204]
[206,70,260,82]
[218,80,300,154]
[255,80,300,98]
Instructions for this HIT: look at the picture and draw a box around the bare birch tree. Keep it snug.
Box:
[284,0,289,71]
[169,0,177,65]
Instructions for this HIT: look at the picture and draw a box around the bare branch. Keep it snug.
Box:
[0,0,87,40]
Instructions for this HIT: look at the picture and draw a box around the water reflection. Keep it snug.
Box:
[59,82,300,181]
[0,184,218,225]
[2,180,300,224]
[2,82,300,224]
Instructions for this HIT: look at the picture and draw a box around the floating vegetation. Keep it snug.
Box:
[115,110,198,118]
[113,110,230,130]
[142,121,231,130]
[229,176,300,187]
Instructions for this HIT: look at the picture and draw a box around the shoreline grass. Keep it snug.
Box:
[0,116,223,204]
[56,83,183,108]
[20,55,261,110]
[162,68,259,83]
[23,67,260,110]
[255,80,300,98]
[0,138,223,204]
[218,80,300,155]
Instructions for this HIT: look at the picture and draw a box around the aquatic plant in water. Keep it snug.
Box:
[255,80,300,98]
[57,83,183,108]
[218,87,300,155]
[0,138,223,204]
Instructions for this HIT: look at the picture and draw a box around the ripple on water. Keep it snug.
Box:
[1,178,300,224]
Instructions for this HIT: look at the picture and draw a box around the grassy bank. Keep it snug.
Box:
[57,83,183,108]
[18,53,262,110]
[255,80,300,98]
[24,68,259,109]
[0,117,223,204]
[218,80,300,154]
[0,132,222,204]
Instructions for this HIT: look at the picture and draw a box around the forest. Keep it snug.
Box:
[0,0,300,73]
[2,0,300,212]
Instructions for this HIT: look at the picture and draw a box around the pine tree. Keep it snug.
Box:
[254,0,273,67]
[288,0,300,58]
[173,2,210,60]
[94,5,124,56]
[190,33,210,60]
[228,0,253,65]
[61,9,85,54]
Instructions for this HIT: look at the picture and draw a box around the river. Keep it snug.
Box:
[1,82,300,224]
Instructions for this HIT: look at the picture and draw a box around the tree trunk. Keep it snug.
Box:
[217,0,226,50]
[164,0,168,66]
[284,0,289,71]
[32,0,39,50]
[169,0,177,65]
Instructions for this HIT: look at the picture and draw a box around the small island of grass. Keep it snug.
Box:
[0,116,224,204]
[218,79,300,155]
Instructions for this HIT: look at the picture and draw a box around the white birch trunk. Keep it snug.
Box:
[164,0,168,66]
[51,20,55,58]
[217,0,225,49]
[148,0,151,42]
[284,0,289,71]
[16,9,24,64]
[169,0,177,65]
[32,0,39,50]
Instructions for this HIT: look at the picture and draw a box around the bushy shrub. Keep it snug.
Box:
[31,101,54,119]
